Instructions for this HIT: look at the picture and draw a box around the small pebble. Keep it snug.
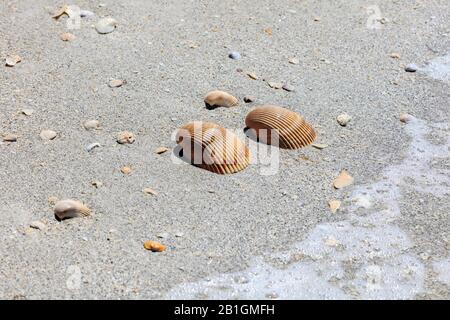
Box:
[243,95,255,103]
[405,63,418,72]
[2,134,18,142]
[336,114,351,126]
[30,221,46,230]
[389,52,401,59]
[282,83,295,92]
[86,142,101,152]
[40,130,57,140]
[328,200,341,214]
[83,120,101,130]
[289,57,299,65]
[117,131,135,144]
[175,232,184,238]
[154,147,169,154]
[95,17,118,34]
[228,51,241,60]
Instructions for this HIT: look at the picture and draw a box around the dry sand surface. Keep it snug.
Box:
[0,0,449,299]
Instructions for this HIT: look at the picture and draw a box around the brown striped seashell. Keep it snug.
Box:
[176,121,249,174]
[204,90,239,109]
[54,199,91,220]
[245,105,316,149]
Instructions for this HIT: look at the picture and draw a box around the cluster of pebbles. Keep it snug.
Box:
[1,4,417,252]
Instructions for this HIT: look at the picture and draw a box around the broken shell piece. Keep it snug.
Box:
[247,72,258,80]
[54,199,91,220]
[86,142,101,152]
[120,166,132,174]
[143,240,166,252]
[336,114,351,126]
[389,52,401,59]
[400,113,413,123]
[289,57,299,65]
[30,221,46,230]
[95,17,118,34]
[108,79,125,88]
[117,131,135,144]
[143,188,157,196]
[5,55,22,67]
[2,134,18,142]
[282,83,295,92]
[21,109,34,116]
[244,95,255,103]
[311,143,328,149]
[60,32,76,41]
[245,105,317,149]
[328,200,341,213]
[176,121,250,174]
[40,130,57,140]
[204,90,239,109]
[268,81,283,89]
[155,147,169,154]
[83,120,101,130]
[333,170,354,189]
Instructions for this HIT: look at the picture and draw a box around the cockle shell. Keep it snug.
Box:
[176,121,250,174]
[204,90,238,109]
[143,240,166,252]
[54,199,91,220]
[245,105,316,149]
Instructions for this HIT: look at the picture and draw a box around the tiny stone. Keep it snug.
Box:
[80,10,94,18]
[175,232,184,238]
[30,221,46,230]
[313,16,321,21]
[389,52,401,59]
[405,63,418,72]
[48,196,58,205]
[40,130,57,140]
[336,114,351,126]
[228,51,241,60]
[243,95,255,103]
[289,57,299,65]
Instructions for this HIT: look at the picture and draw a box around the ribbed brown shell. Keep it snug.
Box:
[176,121,250,174]
[245,105,316,149]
